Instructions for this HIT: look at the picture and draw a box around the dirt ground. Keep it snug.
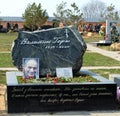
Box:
[0,84,6,114]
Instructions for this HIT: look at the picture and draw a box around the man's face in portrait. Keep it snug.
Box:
[24,59,38,78]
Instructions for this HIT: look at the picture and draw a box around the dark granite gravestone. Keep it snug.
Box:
[11,26,87,76]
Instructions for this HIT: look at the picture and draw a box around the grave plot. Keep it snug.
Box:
[7,26,117,113]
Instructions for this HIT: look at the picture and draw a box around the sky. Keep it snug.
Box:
[0,0,119,17]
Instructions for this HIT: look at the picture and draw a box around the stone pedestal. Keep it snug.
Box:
[6,70,117,113]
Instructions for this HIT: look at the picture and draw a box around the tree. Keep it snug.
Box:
[105,4,119,20]
[53,1,83,26]
[82,0,120,20]
[22,2,48,31]
[82,0,106,19]
[53,1,68,25]
[67,2,83,25]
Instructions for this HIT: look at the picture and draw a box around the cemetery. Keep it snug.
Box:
[0,0,120,115]
[5,26,119,113]
[90,19,120,46]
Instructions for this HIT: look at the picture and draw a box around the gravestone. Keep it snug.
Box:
[11,26,87,76]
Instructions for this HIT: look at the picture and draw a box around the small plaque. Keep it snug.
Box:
[56,67,73,78]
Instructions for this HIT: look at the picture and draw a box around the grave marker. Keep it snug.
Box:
[11,26,87,76]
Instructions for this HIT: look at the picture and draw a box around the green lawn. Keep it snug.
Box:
[83,52,120,66]
[0,51,120,85]
[0,33,18,51]
[0,70,7,84]
[90,69,120,79]
[0,53,14,67]
[82,33,103,43]
[0,52,120,67]
[0,32,120,85]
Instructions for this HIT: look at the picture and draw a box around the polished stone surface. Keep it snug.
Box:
[11,26,86,76]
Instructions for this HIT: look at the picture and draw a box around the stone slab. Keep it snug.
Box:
[6,70,117,113]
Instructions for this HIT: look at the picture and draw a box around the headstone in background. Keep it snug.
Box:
[11,26,87,76]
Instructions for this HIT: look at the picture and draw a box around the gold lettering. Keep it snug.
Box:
[48,99,58,103]
[12,87,25,92]
[98,93,112,95]
[27,87,42,92]
[96,88,106,90]
[11,94,24,98]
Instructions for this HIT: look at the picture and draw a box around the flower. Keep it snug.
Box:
[61,80,65,83]
[28,76,34,79]
[54,78,58,83]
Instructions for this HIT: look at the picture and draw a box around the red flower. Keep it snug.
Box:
[29,76,34,79]
[54,78,58,83]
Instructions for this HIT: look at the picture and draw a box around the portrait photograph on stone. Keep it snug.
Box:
[22,58,39,79]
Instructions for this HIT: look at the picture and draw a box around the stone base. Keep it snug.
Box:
[6,70,117,113]
[7,83,117,113]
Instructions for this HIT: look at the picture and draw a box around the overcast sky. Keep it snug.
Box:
[0,0,119,17]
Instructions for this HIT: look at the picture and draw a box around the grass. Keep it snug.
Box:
[82,33,103,43]
[83,52,120,66]
[0,32,18,51]
[0,32,104,52]
[0,70,7,84]
[83,33,120,51]
[0,32,120,85]
[0,52,120,67]
[91,69,120,79]
[0,53,14,67]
